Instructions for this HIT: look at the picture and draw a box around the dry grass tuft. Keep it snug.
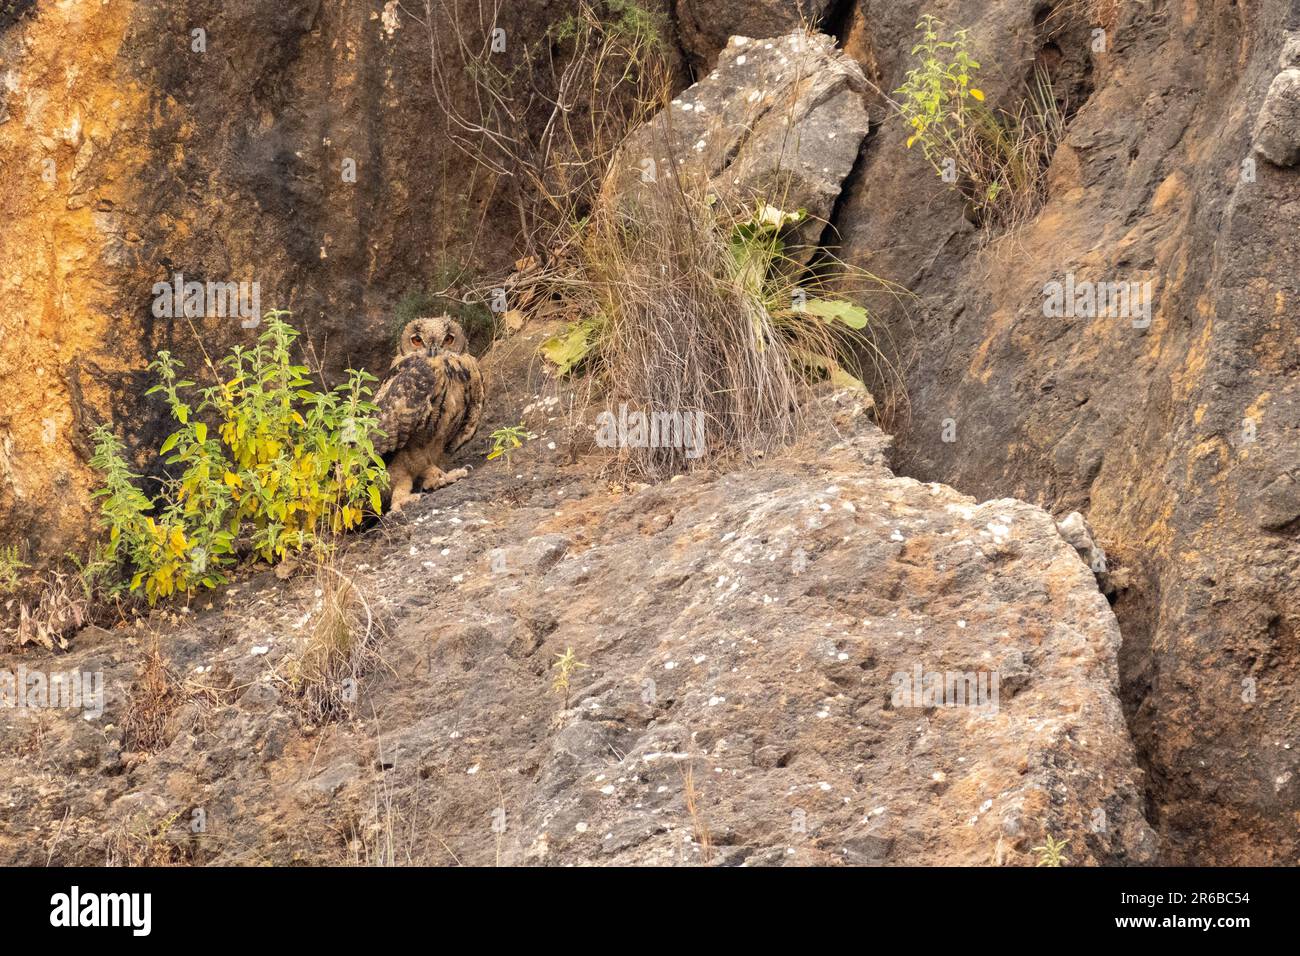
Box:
[3,546,126,651]
[16,710,52,758]
[352,771,404,867]
[1050,0,1123,31]
[122,639,183,754]
[952,69,1065,230]
[574,183,805,479]
[10,569,87,651]
[105,808,194,867]
[419,0,669,257]
[683,763,714,864]
[278,558,382,725]
[536,173,906,479]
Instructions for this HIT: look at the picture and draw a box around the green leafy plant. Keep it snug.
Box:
[539,317,604,376]
[66,543,121,605]
[1033,834,1070,867]
[725,202,877,396]
[896,15,986,159]
[895,15,1061,227]
[90,312,388,604]
[0,545,26,594]
[89,425,185,602]
[486,423,538,466]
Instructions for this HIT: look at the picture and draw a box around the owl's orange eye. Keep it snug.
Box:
[410,335,424,347]
[442,333,456,347]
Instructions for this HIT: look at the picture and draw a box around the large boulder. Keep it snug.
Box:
[0,378,1157,866]
[1254,68,1300,166]
[610,32,869,255]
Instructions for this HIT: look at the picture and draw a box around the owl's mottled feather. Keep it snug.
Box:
[373,351,483,457]
[373,316,483,511]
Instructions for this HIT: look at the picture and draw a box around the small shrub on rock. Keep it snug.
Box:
[90,313,387,604]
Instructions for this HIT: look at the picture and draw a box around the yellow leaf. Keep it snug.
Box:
[969,88,985,101]
[195,422,207,444]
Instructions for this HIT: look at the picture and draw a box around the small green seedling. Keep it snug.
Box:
[1032,834,1069,867]
[487,423,537,466]
[0,545,27,593]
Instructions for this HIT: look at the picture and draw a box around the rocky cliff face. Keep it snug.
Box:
[824,0,1300,865]
[1,0,1297,865]
[0,0,640,560]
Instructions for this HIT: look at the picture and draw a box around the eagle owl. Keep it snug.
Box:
[373,316,484,512]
